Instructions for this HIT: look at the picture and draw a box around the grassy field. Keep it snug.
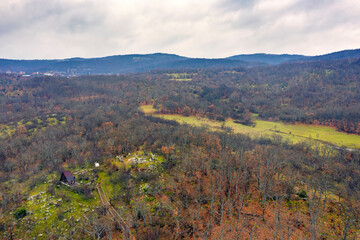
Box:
[101,151,165,200]
[141,105,158,114]
[6,168,100,239]
[0,115,67,139]
[4,149,166,239]
[140,105,360,149]
[166,73,193,81]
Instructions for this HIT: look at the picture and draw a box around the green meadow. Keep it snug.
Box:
[4,168,100,239]
[141,104,158,114]
[6,149,166,239]
[0,115,66,139]
[140,105,360,149]
[99,151,165,203]
[166,73,194,81]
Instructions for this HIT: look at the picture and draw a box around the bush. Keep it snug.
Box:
[57,192,71,202]
[107,164,119,175]
[75,185,93,199]
[47,185,55,195]
[297,189,307,199]
[95,206,107,216]
[56,209,64,220]
[0,219,5,231]
[134,171,157,183]
[14,208,27,220]
[77,173,89,181]
[109,168,130,184]
[215,115,225,121]
[29,175,46,189]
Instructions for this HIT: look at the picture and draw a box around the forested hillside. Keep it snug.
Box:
[0,54,249,75]
[154,59,360,134]
[0,59,359,239]
[1,48,359,75]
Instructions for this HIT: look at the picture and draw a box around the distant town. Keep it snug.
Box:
[4,70,78,77]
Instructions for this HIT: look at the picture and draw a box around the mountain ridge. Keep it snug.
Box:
[1,48,359,75]
[227,53,309,65]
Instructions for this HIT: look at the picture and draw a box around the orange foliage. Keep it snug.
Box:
[161,145,175,155]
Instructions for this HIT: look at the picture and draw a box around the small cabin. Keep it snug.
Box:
[60,171,75,185]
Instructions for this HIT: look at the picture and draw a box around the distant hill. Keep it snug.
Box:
[0,53,186,75]
[0,53,249,75]
[227,53,308,65]
[227,49,360,65]
[1,48,359,75]
[304,48,360,62]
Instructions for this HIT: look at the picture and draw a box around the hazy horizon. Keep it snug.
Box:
[4,48,360,61]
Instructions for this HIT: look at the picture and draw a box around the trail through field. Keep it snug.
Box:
[97,183,133,240]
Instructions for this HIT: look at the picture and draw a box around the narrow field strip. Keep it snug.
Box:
[141,105,360,149]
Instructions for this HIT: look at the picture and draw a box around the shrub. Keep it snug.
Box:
[0,219,5,231]
[134,171,157,183]
[107,164,119,175]
[29,175,46,190]
[57,192,71,202]
[47,185,55,195]
[77,173,89,181]
[14,208,27,220]
[215,116,225,121]
[109,168,130,184]
[75,185,93,199]
[95,206,107,216]
[297,189,307,199]
[56,209,64,220]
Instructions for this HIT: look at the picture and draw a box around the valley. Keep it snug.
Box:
[1,49,360,239]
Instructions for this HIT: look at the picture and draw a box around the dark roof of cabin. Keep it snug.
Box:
[62,171,75,181]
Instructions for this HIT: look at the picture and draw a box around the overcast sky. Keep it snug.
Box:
[0,0,359,59]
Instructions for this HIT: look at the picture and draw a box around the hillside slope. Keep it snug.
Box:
[1,48,360,75]
[0,53,248,75]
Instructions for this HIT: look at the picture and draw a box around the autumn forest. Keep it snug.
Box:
[0,56,360,239]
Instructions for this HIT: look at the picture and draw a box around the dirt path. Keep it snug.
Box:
[97,183,133,240]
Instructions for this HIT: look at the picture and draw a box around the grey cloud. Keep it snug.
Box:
[0,0,68,32]
[218,0,257,10]
[0,0,358,59]
[0,0,109,35]
[292,0,337,11]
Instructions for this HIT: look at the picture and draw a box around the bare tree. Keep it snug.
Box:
[83,214,111,240]
[254,147,274,221]
[306,183,322,240]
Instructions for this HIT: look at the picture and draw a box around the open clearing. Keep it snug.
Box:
[19,170,99,239]
[166,73,193,81]
[141,105,360,149]
[0,114,66,139]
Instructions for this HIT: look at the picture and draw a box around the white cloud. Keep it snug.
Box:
[0,0,359,59]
